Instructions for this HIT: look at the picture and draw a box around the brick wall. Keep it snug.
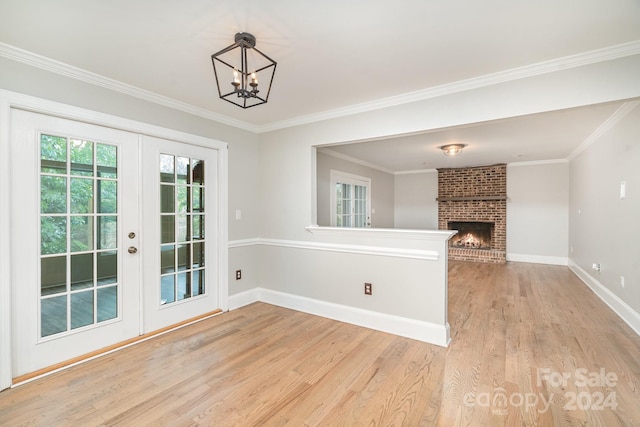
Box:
[438,164,507,263]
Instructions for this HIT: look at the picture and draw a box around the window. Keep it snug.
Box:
[330,170,371,227]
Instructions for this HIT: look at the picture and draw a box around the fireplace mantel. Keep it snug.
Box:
[436,196,507,202]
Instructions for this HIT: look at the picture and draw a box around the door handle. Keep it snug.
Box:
[128,246,138,254]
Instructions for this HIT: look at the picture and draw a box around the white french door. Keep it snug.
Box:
[140,135,219,332]
[9,110,222,379]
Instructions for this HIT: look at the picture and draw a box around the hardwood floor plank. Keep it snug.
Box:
[1,261,640,426]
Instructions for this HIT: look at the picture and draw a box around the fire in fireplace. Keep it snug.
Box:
[448,221,493,249]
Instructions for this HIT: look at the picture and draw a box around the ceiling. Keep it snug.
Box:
[1,0,639,169]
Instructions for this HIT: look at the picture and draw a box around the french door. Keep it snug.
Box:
[140,135,219,332]
[10,110,220,378]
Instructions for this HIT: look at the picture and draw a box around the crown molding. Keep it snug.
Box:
[317,147,394,174]
[0,42,257,132]
[394,168,438,175]
[257,40,640,133]
[507,159,568,167]
[568,100,640,160]
[2,40,639,134]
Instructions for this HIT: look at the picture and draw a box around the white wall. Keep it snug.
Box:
[255,53,640,345]
[569,102,640,332]
[316,150,394,227]
[394,171,438,229]
[507,162,569,264]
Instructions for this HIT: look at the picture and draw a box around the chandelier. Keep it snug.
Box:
[211,32,277,109]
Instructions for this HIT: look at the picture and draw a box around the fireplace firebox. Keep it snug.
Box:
[448,221,493,249]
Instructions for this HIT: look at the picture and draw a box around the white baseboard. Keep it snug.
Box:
[228,287,450,347]
[228,288,261,310]
[507,253,568,266]
[569,260,640,336]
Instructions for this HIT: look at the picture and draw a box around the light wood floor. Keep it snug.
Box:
[1,261,639,426]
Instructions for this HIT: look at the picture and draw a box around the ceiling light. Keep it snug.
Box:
[440,144,466,156]
[211,32,277,109]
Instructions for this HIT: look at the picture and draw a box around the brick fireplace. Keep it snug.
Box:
[437,164,506,263]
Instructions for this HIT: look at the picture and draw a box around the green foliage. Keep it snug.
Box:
[40,134,118,255]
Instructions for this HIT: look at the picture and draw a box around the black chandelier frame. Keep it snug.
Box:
[211,32,277,109]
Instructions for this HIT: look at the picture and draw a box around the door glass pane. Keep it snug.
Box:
[71,291,94,329]
[161,245,175,273]
[71,253,94,290]
[97,144,117,178]
[177,244,190,271]
[193,215,204,240]
[159,153,206,305]
[41,296,67,337]
[176,157,190,184]
[177,272,191,301]
[161,275,175,305]
[161,215,175,244]
[70,139,94,176]
[177,214,190,242]
[193,242,204,268]
[192,159,204,185]
[41,176,67,213]
[70,178,94,214]
[192,186,203,212]
[97,216,117,250]
[41,256,66,296]
[176,186,188,213]
[160,154,175,183]
[160,185,175,213]
[39,133,120,338]
[41,216,67,255]
[97,286,118,321]
[40,135,67,174]
[98,180,117,213]
[97,251,117,285]
[70,216,94,252]
[193,270,204,296]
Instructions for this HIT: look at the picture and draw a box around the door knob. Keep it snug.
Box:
[128,246,138,254]
[128,232,136,239]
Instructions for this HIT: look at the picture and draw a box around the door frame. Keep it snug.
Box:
[0,89,229,389]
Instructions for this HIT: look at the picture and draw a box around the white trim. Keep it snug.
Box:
[228,238,261,249]
[229,288,450,347]
[0,43,255,132]
[228,288,261,310]
[394,168,438,175]
[0,98,12,391]
[506,253,568,266]
[261,238,439,261]
[318,148,394,175]
[3,40,639,134]
[257,40,640,133]
[217,146,230,312]
[507,159,568,167]
[568,260,640,337]
[568,101,640,160]
[0,89,228,152]
[228,237,440,261]
[306,225,457,241]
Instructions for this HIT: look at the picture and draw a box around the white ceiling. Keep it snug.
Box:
[1,0,639,169]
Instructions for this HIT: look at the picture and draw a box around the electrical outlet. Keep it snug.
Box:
[364,282,372,295]
[592,263,601,272]
[621,276,625,288]
[235,270,242,280]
